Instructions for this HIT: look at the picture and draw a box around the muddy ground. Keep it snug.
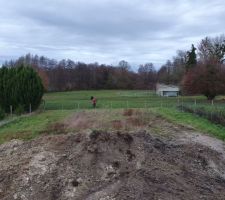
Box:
[0,110,225,200]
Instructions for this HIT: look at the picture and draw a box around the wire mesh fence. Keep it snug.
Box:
[177,103,225,127]
[39,96,225,111]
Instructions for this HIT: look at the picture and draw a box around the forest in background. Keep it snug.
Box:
[3,56,157,91]
[3,34,225,99]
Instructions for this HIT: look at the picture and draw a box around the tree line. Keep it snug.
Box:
[3,56,157,91]
[3,34,225,99]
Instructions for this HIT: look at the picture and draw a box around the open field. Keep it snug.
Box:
[1,90,225,144]
[40,90,225,141]
[42,90,213,110]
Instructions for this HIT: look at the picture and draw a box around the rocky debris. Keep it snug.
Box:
[0,130,225,200]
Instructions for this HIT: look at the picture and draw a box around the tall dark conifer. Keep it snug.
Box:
[0,64,44,112]
[186,44,197,71]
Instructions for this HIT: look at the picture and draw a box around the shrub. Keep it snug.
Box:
[0,64,44,113]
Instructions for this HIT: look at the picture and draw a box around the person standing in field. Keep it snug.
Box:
[90,96,97,108]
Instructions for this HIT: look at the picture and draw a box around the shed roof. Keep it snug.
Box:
[156,83,179,91]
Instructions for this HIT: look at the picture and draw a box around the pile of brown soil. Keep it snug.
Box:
[0,129,225,200]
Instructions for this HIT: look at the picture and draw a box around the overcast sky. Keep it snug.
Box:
[0,0,224,68]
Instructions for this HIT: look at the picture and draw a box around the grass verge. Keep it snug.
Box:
[0,110,73,144]
[151,107,225,141]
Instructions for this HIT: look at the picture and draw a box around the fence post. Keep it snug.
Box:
[211,100,214,106]
[181,97,184,112]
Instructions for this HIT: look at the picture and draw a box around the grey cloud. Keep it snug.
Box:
[18,2,178,39]
[0,0,225,68]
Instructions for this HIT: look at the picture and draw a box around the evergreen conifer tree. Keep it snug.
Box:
[0,64,44,113]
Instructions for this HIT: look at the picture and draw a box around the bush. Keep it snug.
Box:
[0,107,5,120]
[0,64,44,113]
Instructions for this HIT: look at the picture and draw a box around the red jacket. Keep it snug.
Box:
[92,98,96,104]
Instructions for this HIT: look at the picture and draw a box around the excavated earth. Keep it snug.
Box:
[0,125,225,199]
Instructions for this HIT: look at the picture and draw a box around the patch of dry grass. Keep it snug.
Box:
[63,109,155,132]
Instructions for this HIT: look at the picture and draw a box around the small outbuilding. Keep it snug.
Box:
[156,83,180,97]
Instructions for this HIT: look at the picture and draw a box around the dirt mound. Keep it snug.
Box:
[0,130,225,200]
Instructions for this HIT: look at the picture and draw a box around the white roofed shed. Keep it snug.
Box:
[156,83,180,97]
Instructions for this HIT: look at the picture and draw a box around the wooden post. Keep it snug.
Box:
[181,97,184,112]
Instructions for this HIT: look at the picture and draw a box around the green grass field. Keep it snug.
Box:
[42,90,209,110]
[1,90,225,144]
